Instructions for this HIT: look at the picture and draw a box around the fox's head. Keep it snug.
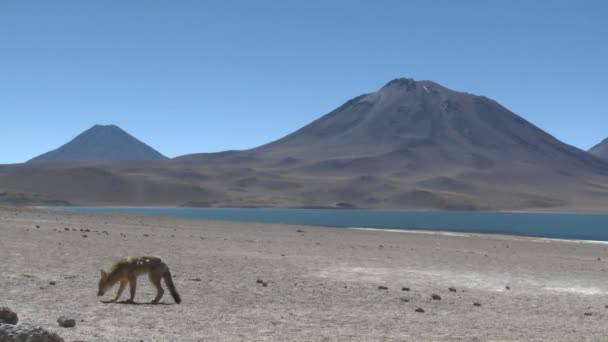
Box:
[97,269,109,296]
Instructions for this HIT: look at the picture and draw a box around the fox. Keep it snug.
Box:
[97,256,181,304]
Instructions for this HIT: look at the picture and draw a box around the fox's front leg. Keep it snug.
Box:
[127,275,137,303]
[112,280,127,302]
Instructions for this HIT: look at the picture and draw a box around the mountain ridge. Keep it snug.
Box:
[3,78,608,211]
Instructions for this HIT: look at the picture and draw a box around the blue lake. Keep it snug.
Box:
[57,207,608,242]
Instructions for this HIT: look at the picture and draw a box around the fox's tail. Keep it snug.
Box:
[163,268,182,304]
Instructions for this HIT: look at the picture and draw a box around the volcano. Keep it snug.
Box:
[248,78,604,172]
[29,125,167,162]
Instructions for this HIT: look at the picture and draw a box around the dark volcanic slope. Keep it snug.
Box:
[29,125,167,162]
[589,138,608,160]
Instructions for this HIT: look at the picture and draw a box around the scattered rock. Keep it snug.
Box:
[0,307,18,325]
[35,225,40,229]
[415,308,424,313]
[473,302,482,307]
[584,312,593,316]
[57,316,75,328]
[81,235,87,238]
[256,279,264,284]
[188,278,202,282]
[296,229,305,233]
[143,234,149,237]
[448,287,457,292]
[63,228,69,231]
[431,294,441,300]
[0,323,64,342]
[400,297,409,303]
[378,286,389,290]
[262,282,269,287]
[401,287,410,292]
[505,285,511,290]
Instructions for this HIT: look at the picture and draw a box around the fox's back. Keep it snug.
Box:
[113,256,166,276]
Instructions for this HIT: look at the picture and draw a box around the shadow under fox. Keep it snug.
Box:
[98,256,181,304]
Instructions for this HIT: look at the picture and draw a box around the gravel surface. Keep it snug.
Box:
[1,206,608,341]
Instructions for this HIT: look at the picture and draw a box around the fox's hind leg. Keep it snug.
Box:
[113,280,127,302]
[149,271,164,304]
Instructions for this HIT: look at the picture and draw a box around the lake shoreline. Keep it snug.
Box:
[49,205,608,242]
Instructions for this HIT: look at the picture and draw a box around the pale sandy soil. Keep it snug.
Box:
[1,206,608,341]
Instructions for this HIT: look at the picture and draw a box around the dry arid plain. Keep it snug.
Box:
[2,206,608,341]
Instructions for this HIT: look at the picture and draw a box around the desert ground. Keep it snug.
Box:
[1,206,608,341]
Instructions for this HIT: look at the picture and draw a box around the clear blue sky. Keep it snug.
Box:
[1,1,607,163]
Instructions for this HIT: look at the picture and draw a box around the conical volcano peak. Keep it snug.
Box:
[28,124,168,162]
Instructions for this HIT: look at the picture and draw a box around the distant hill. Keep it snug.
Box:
[29,125,168,162]
[589,138,608,160]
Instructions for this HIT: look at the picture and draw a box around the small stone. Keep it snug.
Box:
[584,312,593,316]
[57,315,76,328]
[473,302,482,307]
[431,294,441,300]
[35,225,40,228]
[262,282,269,287]
[143,234,149,237]
[188,278,202,282]
[448,287,457,292]
[505,285,511,290]
[400,297,409,303]
[256,279,264,284]
[296,229,305,233]
[63,228,69,231]
[0,307,18,324]
[82,234,87,238]
[49,281,57,285]
[402,287,410,291]
[378,286,389,290]
[415,308,424,313]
